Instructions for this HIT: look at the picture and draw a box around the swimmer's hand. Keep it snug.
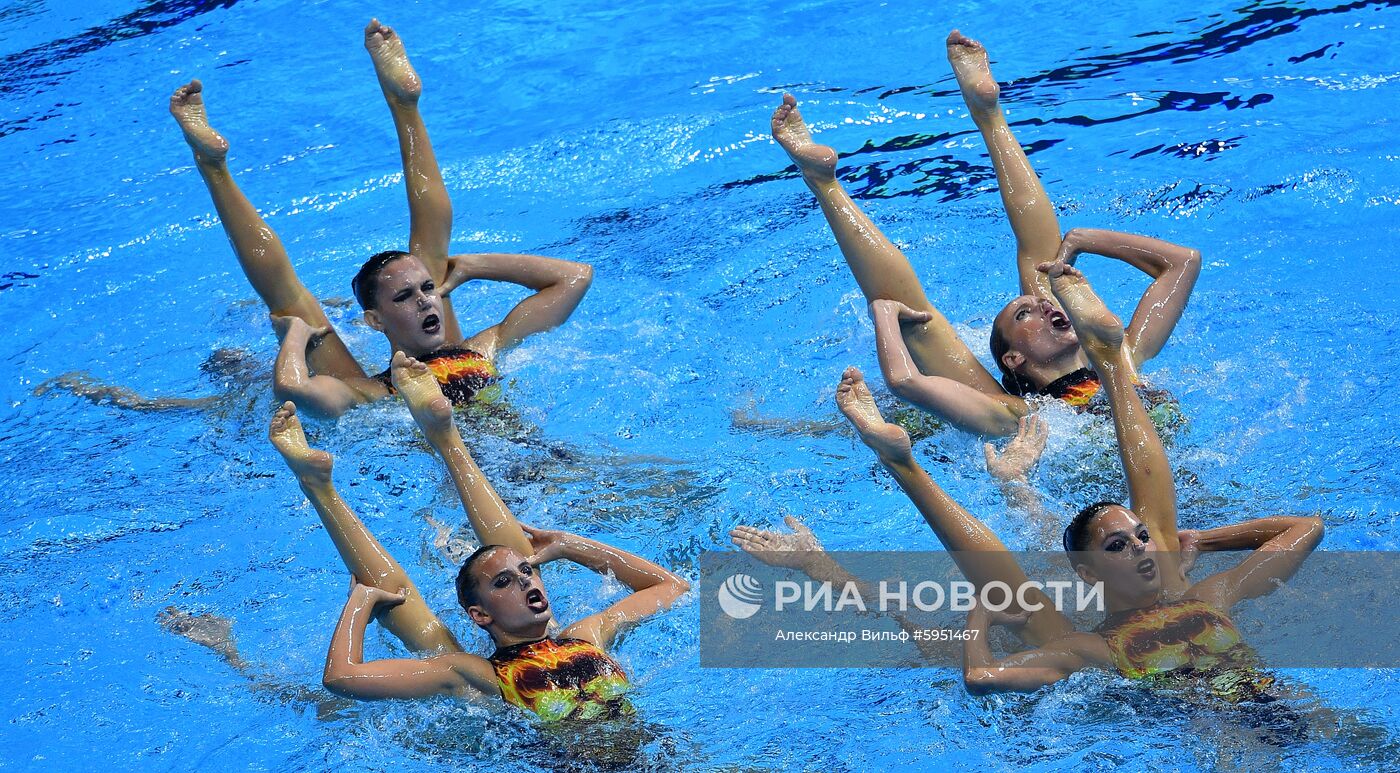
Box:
[968,600,1033,630]
[440,255,481,297]
[270,314,330,348]
[1035,259,1082,282]
[522,524,574,566]
[1054,228,1088,266]
[729,516,825,571]
[982,414,1049,484]
[870,299,934,326]
[353,582,406,609]
[1177,529,1200,580]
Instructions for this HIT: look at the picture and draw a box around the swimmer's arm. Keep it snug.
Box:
[34,373,221,412]
[962,607,1089,694]
[729,520,967,660]
[873,302,1023,436]
[533,527,689,650]
[1056,228,1201,366]
[272,317,385,418]
[1186,516,1325,611]
[445,253,593,358]
[322,584,498,700]
[788,546,960,661]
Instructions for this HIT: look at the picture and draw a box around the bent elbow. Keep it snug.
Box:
[1306,515,1325,540]
[322,672,352,697]
[574,263,594,289]
[1181,249,1202,279]
[671,576,692,597]
[963,668,998,696]
[884,372,919,402]
[272,380,299,405]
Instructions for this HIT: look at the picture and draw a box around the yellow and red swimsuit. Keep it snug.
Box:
[373,346,500,406]
[1097,599,1271,702]
[1041,366,1182,428]
[489,637,633,722]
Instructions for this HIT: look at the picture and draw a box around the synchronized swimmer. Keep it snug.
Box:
[770,32,1201,437]
[166,20,592,418]
[270,352,687,720]
[126,17,1354,754]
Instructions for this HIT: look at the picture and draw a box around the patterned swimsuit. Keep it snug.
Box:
[1097,599,1271,702]
[373,346,500,406]
[1041,367,1183,429]
[489,637,634,721]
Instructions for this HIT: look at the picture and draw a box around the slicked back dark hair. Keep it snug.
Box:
[456,544,506,612]
[351,250,413,310]
[1062,501,1125,564]
[990,321,1038,397]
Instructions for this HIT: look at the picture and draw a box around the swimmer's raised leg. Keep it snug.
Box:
[948,31,1061,299]
[1043,261,1184,590]
[365,19,463,342]
[390,352,532,556]
[268,401,461,654]
[836,366,1070,644]
[773,95,1022,432]
[170,81,364,380]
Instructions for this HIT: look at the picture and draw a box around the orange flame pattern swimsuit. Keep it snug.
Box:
[374,347,500,406]
[1098,599,1271,702]
[1041,367,1182,428]
[489,637,633,722]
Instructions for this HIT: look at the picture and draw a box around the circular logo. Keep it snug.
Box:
[717,573,763,619]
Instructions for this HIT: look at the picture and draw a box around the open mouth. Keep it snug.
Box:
[1048,310,1072,331]
[525,588,549,614]
[421,314,441,335]
[1137,558,1157,578]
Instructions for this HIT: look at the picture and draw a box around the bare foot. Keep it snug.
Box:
[158,607,242,665]
[390,351,454,439]
[946,30,1000,116]
[771,94,838,184]
[835,367,913,463]
[169,80,229,163]
[268,401,334,486]
[364,18,421,105]
[870,298,933,326]
[1037,260,1124,356]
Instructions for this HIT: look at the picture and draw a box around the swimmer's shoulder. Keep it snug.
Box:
[433,651,502,698]
[1053,630,1113,668]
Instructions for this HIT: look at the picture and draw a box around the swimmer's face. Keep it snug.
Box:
[993,295,1079,375]
[464,548,553,634]
[363,256,447,356]
[1074,506,1163,598]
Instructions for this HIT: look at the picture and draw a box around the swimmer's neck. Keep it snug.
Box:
[1103,586,1167,615]
[1023,349,1092,392]
[488,622,554,650]
[382,337,450,361]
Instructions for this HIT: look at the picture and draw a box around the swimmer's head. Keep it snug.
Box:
[456,545,553,638]
[354,250,448,356]
[1063,502,1163,600]
[991,295,1080,394]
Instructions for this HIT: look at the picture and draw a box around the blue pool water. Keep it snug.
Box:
[3,0,1399,770]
